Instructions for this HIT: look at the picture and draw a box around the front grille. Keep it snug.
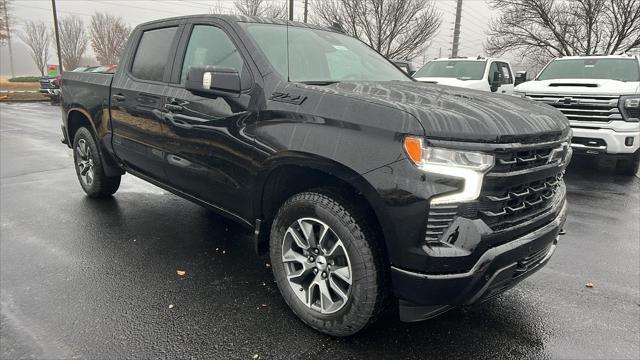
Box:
[527,94,621,122]
[478,173,565,230]
[424,143,567,244]
[493,146,556,173]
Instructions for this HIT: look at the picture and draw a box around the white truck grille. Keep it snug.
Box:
[526,94,621,122]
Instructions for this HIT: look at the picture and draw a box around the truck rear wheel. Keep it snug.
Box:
[269,189,388,336]
[615,152,640,176]
[72,127,121,197]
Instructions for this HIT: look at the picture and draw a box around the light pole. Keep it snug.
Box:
[289,0,294,21]
[2,0,15,78]
[51,0,63,71]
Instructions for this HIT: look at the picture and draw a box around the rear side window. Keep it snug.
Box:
[131,27,178,82]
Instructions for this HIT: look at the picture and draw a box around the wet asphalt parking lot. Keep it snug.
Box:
[0,102,638,359]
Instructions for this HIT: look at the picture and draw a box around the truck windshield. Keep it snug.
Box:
[240,23,409,83]
[413,61,486,80]
[537,58,640,81]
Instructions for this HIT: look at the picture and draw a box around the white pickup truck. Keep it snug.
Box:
[413,57,515,95]
[515,55,640,175]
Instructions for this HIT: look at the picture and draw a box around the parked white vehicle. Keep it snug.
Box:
[515,55,640,175]
[413,57,515,95]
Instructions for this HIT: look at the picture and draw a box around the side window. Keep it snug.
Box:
[181,25,244,83]
[487,62,499,84]
[131,27,178,82]
[498,62,513,84]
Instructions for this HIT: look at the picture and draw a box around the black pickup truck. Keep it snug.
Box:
[61,15,571,336]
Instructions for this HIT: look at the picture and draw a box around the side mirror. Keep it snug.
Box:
[490,71,503,92]
[185,65,241,98]
[514,71,528,86]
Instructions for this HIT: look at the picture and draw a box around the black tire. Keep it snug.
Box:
[269,189,388,336]
[615,152,640,176]
[72,127,121,197]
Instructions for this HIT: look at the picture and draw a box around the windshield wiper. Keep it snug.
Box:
[299,81,340,86]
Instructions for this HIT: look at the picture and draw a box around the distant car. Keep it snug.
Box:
[39,75,62,104]
[391,60,416,75]
[88,65,118,73]
[515,54,640,175]
[413,57,515,95]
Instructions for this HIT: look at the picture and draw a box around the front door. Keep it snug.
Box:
[161,23,257,222]
[110,24,182,180]
[487,61,514,95]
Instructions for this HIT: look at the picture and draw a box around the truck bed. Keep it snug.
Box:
[61,71,114,119]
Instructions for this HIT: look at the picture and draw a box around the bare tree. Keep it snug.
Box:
[56,16,89,70]
[19,21,50,76]
[0,0,10,45]
[89,13,130,65]
[311,0,441,60]
[486,0,640,66]
[234,0,287,19]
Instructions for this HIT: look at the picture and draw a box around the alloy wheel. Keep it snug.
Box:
[282,217,353,314]
[76,138,95,186]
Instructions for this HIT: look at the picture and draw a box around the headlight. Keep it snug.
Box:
[620,95,640,121]
[404,137,494,205]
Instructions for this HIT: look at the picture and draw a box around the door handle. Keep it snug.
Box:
[164,103,184,112]
[164,113,193,130]
[112,94,126,102]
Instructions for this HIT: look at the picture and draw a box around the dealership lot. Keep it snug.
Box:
[0,102,638,359]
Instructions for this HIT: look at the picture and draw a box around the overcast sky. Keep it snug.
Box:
[1,0,496,76]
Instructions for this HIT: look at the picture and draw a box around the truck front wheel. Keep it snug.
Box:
[615,152,640,176]
[72,127,121,197]
[269,189,388,336]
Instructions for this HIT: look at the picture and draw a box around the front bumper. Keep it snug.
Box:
[571,121,640,155]
[39,88,61,97]
[392,201,567,322]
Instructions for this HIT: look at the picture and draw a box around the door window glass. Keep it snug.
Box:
[487,62,499,84]
[498,62,513,84]
[131,27,178,82]
[181,25,244,83]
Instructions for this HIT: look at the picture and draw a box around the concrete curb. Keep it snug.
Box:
[0,99,49,103]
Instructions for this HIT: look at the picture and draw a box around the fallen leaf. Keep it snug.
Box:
[265,263,271,268]
[176,270,186,276]
[585,282,594,288]
[261,304,267,307]
[252,354,259,359]
[168,304,175,309]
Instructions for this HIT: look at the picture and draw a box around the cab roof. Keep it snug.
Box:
[136,14,338,33]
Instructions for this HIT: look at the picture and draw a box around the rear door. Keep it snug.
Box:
[161,21,257,223]
[110,21,183,180]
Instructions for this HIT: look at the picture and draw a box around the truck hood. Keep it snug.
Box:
[413,77,486,90]
[516,79,640,96]
[300,81,569,143]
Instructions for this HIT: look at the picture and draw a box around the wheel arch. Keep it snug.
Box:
[254,151,394,257]
[66,108,123,176]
